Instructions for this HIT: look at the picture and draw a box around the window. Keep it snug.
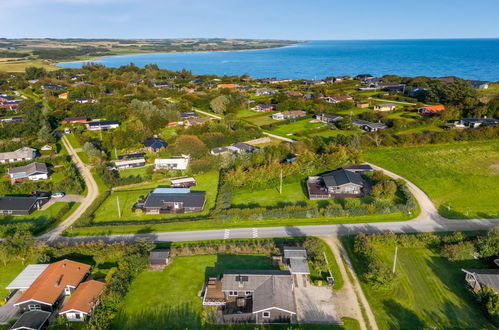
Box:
[245,291,252,296]
[228,291,237,296]
[28,304,41,311]
[262,311,270,318]
[75,313,81,319]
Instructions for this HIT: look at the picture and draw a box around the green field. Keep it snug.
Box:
[0,59,59,72]
[92,171,219,222]
[365,140,499,218]
[269,119,324,136]
[231,181,312,207]
[343,237,494,329]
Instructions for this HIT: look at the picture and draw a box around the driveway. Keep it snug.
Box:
[40,194,84,210]
[0,290,21,324]
[294,275,340,324]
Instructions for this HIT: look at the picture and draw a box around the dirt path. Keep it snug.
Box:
[321,236,378,330]
[38,135,99,241]
[193,108,222,120]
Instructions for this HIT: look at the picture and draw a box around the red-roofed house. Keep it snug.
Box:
[59,280,105,322]
[14,259,91,313]
[418,105,446,116]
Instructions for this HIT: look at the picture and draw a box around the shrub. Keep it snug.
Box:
[441,241,477,261]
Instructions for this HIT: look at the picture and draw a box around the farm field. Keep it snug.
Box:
[364,140,499,218]
[0,59,59,72]
[92,171,219,222]
[342,236,494,329]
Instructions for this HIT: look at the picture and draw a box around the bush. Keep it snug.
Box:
[476,286,499,325]
[441,241,477,261]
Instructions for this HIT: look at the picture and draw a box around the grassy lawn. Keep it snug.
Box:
[65,133,81,149]
[308,128,361,139]
[231,181,312,207]
[92,171,219,222]
[114,254,278,329]
[0,59,59,72]
[269,119,324,136]
[241,113,276,126]
[342,236,494,329]
[118,165,153,178]
[365,140,499,218]
[0,256,37,298]
[396,124,444,135]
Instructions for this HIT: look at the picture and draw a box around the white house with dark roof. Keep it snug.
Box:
[462,268,499,293]
[0,147,36,164]
[307,168,366,200]
[154,155,190,170]
[8,162,49,181]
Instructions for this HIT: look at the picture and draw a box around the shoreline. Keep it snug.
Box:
[56,42,304,67]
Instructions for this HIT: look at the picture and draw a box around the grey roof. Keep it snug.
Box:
[6,264,49,290]
[149,249,170,265]
[463,269,499,291]
[289,258,310,275]
[283,247,307,259]
[10,311,51,330]
[322,169,364,188]
[222,270,296,314]
[232,142,259,153]
[152,187,190,194]
[0,147,36,162]
[88,120,119,127]
[461,118,499,126]
[8,162,48,176]
[144,191,206,208]
[344,164,374,171]
[0,196,41,212]
[352,119,387,129]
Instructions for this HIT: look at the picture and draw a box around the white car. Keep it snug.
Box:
[64,128,71,134]
[51,192,65,198]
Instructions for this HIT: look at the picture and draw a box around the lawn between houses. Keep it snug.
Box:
[112,238,351,330]
[364,140,499,218]
[342,234,495,329]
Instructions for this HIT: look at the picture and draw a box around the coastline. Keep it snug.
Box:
[56,42,304,67]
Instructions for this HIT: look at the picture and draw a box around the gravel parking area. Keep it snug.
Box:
[294,275,341,324]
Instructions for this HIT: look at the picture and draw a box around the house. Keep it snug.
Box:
[136,187,206,214]
[217,84,239,89]
[113,158,146,170]
[14,259,91,313]
[62,116,87,124]
[58,92,68,99]
[343,164,373,173]
[468,80,490,89]
[272,110,306,120]
[459,118,499,128]
[41,145,53,151]
[352,119,387,132]
[285,91,302,97]
[407,87,427,97]
[59,280,105,322]
[322,95,353,104]
[307,168,365,200]
[144,137,168,152]
[180,112,200,120]
[154,82,176,88]
[462,269,499,293]
[211,143,259,156]
[203,270,296,324]
[117,152,146,160]
[9,310,51,330]
[0,196,50,216]
[0,100,21,111]
[417,105,445,116]
[283,247,310,275]
[0,94,13,102]
[6,264,50,294]
[8,162,49,181]
[356,102,369,108]
[171,177,197,187]
[154,155,190,170]
[374,104,396,112]
[255,88,277,96]
[315,113,343,124]
[0,147,36,164]
[254,104,275,112]
[185,117,211,127]
[41,84,64,90]
[382,84,406,93]
[86,120,120,130]
[75,98,97,104]
[149,249,170,267]
[1,116,24,123]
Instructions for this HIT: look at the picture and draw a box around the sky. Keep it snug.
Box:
[1,0,499,40]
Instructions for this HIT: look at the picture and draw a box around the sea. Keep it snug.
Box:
[59,39,499,81]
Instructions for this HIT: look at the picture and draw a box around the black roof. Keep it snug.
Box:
[10,310,51,330]
[143,137,168,148]
[0,196,41,212]
[88,120,119,127]
[344,164,373,171]
[180,112,199,118]
[322,169,364,188]
[144,191,206,208]
[118,152,146,160]
[232,142,259,153]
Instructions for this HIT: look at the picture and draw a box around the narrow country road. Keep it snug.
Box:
[39,135,99,241]
[193,108,222,120]
[262,131,296,143]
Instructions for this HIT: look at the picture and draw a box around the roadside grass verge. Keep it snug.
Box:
[364,140,499,218]
[341,235,494,329]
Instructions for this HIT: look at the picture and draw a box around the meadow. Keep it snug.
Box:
[342,236,494,329]
[364,140,499,218]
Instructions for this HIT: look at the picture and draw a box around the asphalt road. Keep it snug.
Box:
[39,135,100,242]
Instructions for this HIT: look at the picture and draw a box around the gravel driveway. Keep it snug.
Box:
[294,275,340,324]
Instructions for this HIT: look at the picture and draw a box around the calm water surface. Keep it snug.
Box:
[59,39,499,81]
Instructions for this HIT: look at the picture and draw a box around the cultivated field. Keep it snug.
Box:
[365,140,499,218]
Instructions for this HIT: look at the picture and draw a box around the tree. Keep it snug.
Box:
[174,135,208,158]
[210,95,230,113]
[338,116,353,130]
[38,125,55,144]
[372,180,397,201]
[25,66,46,80]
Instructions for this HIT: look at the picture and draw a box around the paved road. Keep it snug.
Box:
[39,135,99,242]
[40,194,83,210]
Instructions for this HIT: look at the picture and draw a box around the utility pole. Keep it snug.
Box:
[392,246,398,274]
[279,169,283,194]
[116,196,121,218]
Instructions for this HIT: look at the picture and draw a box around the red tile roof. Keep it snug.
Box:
[60,280,105,314]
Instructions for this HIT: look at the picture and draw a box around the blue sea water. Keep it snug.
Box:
[59,39,499,81]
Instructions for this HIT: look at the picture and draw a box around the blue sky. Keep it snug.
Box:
[2,0,498,39]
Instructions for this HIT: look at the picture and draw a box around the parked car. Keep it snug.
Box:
[51,192,65,198]
[64,128,71,134]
